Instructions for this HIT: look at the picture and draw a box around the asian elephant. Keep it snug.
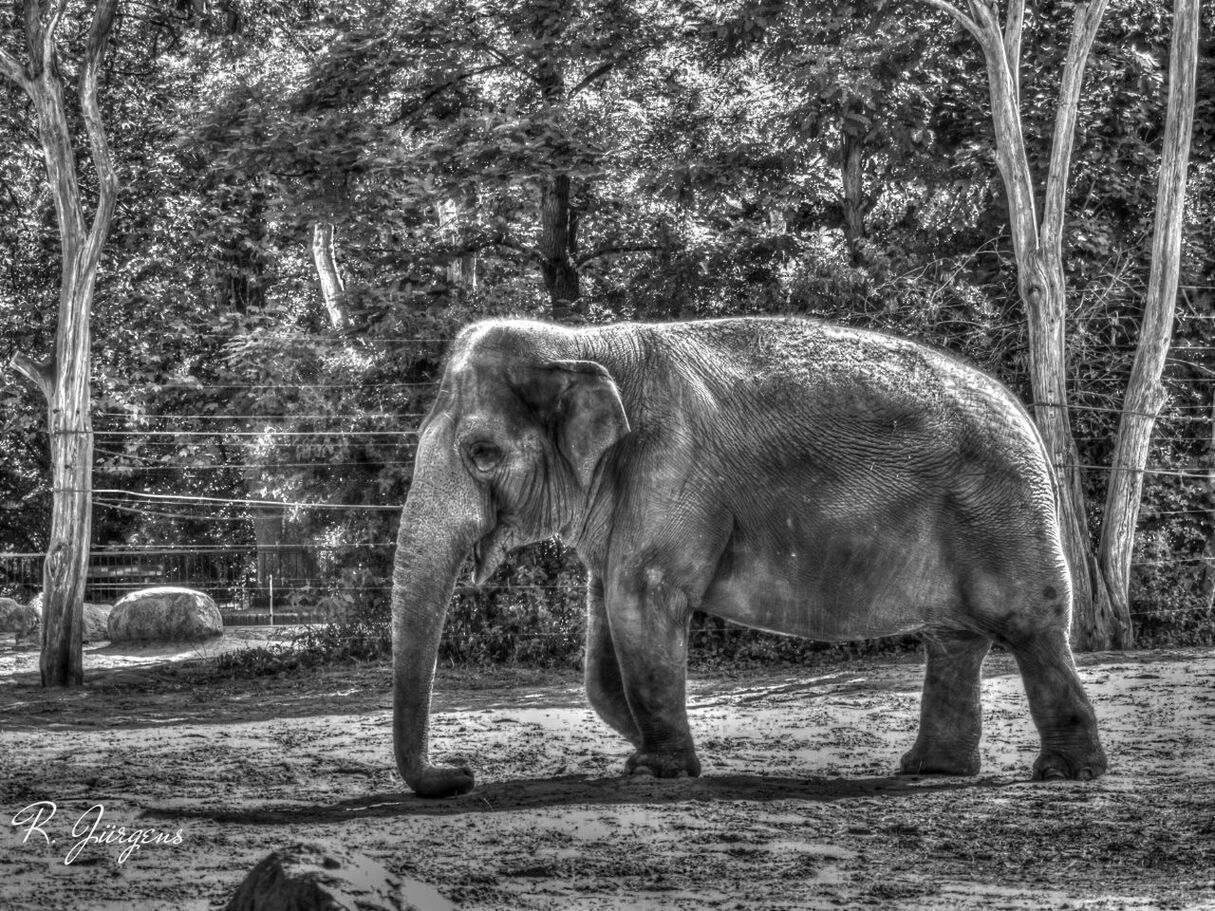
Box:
[391,317,1108,798]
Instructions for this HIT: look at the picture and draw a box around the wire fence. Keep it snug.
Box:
[0,547,356,626]
[3,322,1212,650]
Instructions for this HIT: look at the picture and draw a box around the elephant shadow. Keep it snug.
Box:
[154,772,1013,826]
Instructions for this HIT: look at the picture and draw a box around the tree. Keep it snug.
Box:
[921,0,1133,649]
[1,0,119,686]
[1098,0,1200,644]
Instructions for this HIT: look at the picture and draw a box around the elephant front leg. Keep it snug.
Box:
[606,568,701,779]
[900,630,991,776]
[584,576,642,749]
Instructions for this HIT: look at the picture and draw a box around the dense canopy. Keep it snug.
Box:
[1,0,1212,661]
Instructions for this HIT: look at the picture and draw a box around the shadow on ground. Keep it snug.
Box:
[145,771,1016,824]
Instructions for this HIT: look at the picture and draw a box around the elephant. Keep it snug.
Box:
[391,316,1108,798]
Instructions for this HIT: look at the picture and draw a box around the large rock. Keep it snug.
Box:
[0,597,39,644]
[22,595,114,643]
[225,843,454,911]
[82,602,112,642]
[108,587,222,643]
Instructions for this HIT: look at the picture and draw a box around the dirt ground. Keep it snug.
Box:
[1,633,1213,911]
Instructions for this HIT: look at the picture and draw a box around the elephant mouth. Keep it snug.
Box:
[471,522,520,585]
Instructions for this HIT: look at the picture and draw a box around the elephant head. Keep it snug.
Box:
[392,325,630,797]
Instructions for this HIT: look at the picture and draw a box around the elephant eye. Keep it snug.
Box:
[466,439,503,472]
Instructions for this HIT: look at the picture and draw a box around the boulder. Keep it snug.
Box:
[225,843,454,911]
[0,597,39,644]
[108,587,222,643]
[20,595,113,643]
[82,602,112,642]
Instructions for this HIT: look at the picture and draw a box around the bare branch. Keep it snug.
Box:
[42,0,69,78]
[23,0,46,78]
[919,0,985,44]
[569,61,614,98]
[11,352,56,400]
[0,48,33,95]
[79,0,121,282]
[311,222,347,330]
[575,243,661,268]
[963,0,1006,46]
[1041,0,1110,249]
[488,236,543,263]
[1004,0,1026,98]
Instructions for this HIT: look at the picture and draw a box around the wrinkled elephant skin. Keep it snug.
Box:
[391,318,1108,797]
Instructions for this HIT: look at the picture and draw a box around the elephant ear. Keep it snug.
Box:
[524,360,630,489]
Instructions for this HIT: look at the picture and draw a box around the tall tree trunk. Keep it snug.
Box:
[3,0,120,687]
[1204,387,1215,613]
[840,127,867,264]
[435,196,478,294]
[540,173,580,321]
[311,221,346,329]
[922,0,1129,649]
[529,22,580,323]
[1098,0,1199,644]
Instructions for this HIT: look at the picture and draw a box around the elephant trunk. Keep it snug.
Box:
[391,423,486,798]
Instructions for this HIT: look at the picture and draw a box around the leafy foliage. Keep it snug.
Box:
[1,0,1212,664]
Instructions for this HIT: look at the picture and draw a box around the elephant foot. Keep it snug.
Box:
[626,749,701,779]
[1032,745,1108,782]
[406,762,475,799]
[898,744,980,777]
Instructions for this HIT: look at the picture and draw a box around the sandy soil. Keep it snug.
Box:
[1,634,1213,910]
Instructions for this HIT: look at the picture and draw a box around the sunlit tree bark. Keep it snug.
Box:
[1098,0,1199,640]
[311,222,347,330]
[1,0,120,686]
[921,0,1132,649]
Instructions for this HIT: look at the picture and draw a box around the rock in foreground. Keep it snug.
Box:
[108,587,222,643]
[225,843,454,911]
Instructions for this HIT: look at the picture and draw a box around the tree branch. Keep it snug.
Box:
[1040,0,1110,250]
[963,0,1004,47]
[575,243,661,268]
[919,0,985,43]
[311,222,347,329]
[1004,0,1025,99]
[0,47,33,95]
[41,0,69,78]
[78,0,121,284]
[568,60,614,98]
[11,352,56,400]
[486,236,543,263]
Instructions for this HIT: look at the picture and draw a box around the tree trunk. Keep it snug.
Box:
[3,0,120,686]
[924,0,1127,648]
[310,221,346,329]
[1098,0,1199,645]
[840,127,867,263]
[435,196,478,295]
[1204,387,1215,613]
[540,173,580,321]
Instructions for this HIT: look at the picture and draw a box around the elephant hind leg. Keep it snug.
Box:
[1009,627,1108,781]
[584,577,642,749]
[968,572,1108,781]
[900,630,991,776]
